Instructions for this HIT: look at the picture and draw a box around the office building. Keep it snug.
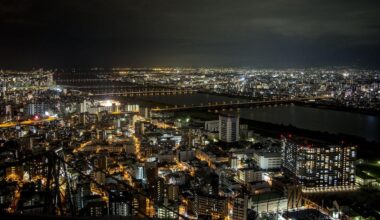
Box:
[219,113,239,143]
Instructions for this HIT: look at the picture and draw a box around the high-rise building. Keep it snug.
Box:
[109,191,132,216]
[130,194,147,217]
[209,173,219,196]
[145,161,158,186]
[80,100,90,113]
[155,177,165,202]
[282,137,357,192]
[92,155,108,185]
[75,182,91,212]
[135,121,145,136]
[193,193,228,219]
[86,200,107,217]
[231,195,248,220]
[167,184,179,202]
[157,198,178,219]
[5,105,12,120]
[218,113,239,143]
[25,102,49,116]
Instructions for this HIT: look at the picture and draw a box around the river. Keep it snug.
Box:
[125,93,380,142]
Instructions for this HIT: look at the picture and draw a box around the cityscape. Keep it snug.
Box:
[0,68,379,219]
[1,1,380,220]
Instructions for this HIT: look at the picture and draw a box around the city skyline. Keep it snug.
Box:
[1,1,380,219]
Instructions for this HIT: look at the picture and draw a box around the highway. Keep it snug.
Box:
[0,116,58,128]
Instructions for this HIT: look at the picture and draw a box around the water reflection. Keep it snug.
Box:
[128,94,380,142]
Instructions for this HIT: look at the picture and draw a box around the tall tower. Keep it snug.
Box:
[219,113,239,143]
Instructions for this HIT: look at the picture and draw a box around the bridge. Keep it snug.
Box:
[62,85,140,89]
[151,96,330,112]
[56,83,197,96]
[55,78,110,83]
[89,89,197,96]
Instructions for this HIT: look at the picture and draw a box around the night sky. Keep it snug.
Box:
[1,0,380,68]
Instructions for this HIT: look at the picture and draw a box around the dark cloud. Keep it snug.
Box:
[0,0,379,68]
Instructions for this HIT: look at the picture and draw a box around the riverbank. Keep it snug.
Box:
[240,117,380,160]
[174,108,380,160]
[296,101,380,116]
[199,91,380,116]
[113,94,379,147]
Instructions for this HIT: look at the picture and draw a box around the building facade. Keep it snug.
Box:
[193,193,228,219]
[219,114,239,143]
[254,152,282,170]
[282,138,357,192]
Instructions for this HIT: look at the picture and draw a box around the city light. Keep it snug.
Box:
[1,3,380,218]
[1,68,378,220]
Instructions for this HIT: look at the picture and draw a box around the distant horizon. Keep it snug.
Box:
[2,64,380,72]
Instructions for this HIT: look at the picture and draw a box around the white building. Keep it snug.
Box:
[125,104,139,112]
[236,168,262,184]
[230,157,241,170]
[254,152,282,170]
[219,114,239,143]
[135,165,145,180]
